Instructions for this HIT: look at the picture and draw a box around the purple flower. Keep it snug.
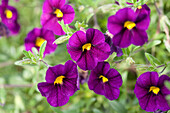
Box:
[0,0,20,37]
[38,60,79,107]
[88,62,122,100]
[67,28,111,70]
[134,72,170,112]
[24,28,57,56]
[107,7,150,48]
[136,4,150,16]
[104,33,123,57]
[41,0,75,35]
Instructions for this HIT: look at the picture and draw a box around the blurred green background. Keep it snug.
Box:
[0,0,170,113]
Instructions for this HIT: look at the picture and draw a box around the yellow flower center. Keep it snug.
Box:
[124,21,136,30]
[35,37,46,47]
[54,9,63,18]
[54,75,65,85]
[82,43,92,52]
[5,9,13,19]
[99,75,108,83]
[149,86,160,95]
[138,6,142,9]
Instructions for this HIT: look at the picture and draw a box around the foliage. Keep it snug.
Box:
[0,0,170,113]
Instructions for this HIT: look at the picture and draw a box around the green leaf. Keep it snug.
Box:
[109,100,127,113]
[32,47,39,59]
[58,20,67,33]
[53,36,70,45]
[14,59,36,65]
[146,40,161,50]
[145,53,161,67]
[28,51,36,62]
[39,41,47,59]
[50,106,63,113]
[23,50,31,59]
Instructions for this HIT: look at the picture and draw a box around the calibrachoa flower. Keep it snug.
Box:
[67,28,111,70]
[134,72,170,112]
[38,60,79,107]
[88,62,122,100]
[104,33,123,57]
[136,4,150,16]
[107,7,150,48]
[0,0,20,37]
[24,28,57,56]
[41,0,75,35]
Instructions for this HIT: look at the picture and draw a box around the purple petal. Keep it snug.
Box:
[115,8,136,22]
[64,60,78,79]
[1,0,8,7]
[138,94,157,112]
[46,85,69,107]
[61,5,75,24]
[136,14,150,30]
[136,72,159,88]
[76,51,97,70]
[112,30,132,48]
[131,29,148,46]
[49,0,66,9]
[62,78,78,96]
[38,82,54,97]
[91,43,110,61]
[104,83,120,100]
[68,31,86,48]
[158,75,170,95]
[157,94,170,111]
[107,15,123,35]
[41,14,65,35]
[88,76,105,95]
[3,20,20,35]
[93,62,110,75]
[134,82,148,99]
[86,28,105,45]
[136,4,150,16]
[67,45,82,61]
[106,69,122,88]
[45,65,65,83]
[42,0,53,13]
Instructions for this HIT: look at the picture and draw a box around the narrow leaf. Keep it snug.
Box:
[39,41,47,59]
[53,36,70,45]
[145,53,161,67]
[23,50,31,59]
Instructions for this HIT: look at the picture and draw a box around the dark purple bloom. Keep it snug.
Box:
[88,62,122,100]
[0,0,20,37]
[136,4,150,16]
[24,28,57,56]
[67,28,111,70]
[104,33,123,57]
[107,7,150,48]
[41,0,75,35]
[38,60,79,107]
[134,72,170,112]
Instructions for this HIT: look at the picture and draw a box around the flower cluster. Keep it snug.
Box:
[18,0,169,112]
[0,0,20,37]
[134,72,170,112]
[107,5,150,48]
